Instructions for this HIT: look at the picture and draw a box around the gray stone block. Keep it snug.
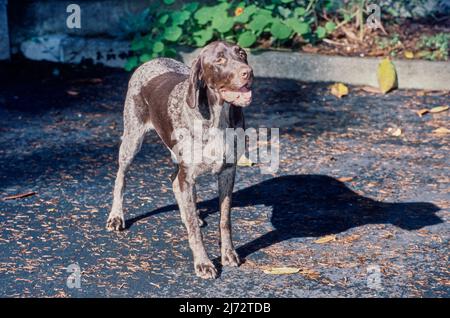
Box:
[20,34,130,68]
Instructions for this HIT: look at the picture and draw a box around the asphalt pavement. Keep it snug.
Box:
[0,61,448,297]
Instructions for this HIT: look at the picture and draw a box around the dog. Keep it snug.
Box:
[106,41,254,279]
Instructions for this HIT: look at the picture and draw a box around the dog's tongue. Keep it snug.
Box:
[221,89,252,106]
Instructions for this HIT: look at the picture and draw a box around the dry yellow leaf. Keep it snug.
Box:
[416,90,427,96]
[377,58,397,94]
[429,106,449,113]
[340,234,361,243]
[416,108,429,117]
[433,127,450,134]
[298,268,320,280]
[330,83,349,98]
[360,85,381,94]
[237,155,255,167]
[387,127,402,137]
[337,176,354,182]
[263,267,300,275]
[404,51,414,59]
[314,235,337,244]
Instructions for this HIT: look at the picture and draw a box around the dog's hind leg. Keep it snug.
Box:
[107,96,146,231]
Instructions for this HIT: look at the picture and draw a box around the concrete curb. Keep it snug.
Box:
[181,48,450,91]
[20,34,450,90]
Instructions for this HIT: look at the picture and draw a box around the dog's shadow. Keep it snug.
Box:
[127,175,442,259]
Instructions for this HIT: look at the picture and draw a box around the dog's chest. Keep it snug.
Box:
[193,106,231,175]
[201,126,228,174]
[169,98,232,175]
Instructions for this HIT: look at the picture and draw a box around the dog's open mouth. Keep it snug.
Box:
[220,85,252,107]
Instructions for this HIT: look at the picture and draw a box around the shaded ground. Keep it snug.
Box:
[0,60,448,297]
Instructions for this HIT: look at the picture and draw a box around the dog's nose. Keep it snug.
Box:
[239,66,252,80]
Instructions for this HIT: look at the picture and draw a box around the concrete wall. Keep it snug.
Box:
[0,0,10,59]
[4,0,450,64]
[6,0,162,63]
[8,0,155,46]
[7,0,450,47]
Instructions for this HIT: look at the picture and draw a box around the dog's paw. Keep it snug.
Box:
[194,261,218,279]
[106,214,125,231]
[221,249,241,267]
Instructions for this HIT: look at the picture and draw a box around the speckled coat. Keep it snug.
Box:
[106,42,252,279]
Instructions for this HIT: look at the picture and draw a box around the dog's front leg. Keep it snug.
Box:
[218,166,241,267]
[172,167,217,279]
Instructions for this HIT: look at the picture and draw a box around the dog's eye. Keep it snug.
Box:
[239,50,247,59]
[215,57,227,65]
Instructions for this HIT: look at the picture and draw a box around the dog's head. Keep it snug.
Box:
[186,41,253,108]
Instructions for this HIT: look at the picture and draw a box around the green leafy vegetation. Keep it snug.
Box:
[126,0,342,70]
[417,33,449,61]
[124,0,449,70]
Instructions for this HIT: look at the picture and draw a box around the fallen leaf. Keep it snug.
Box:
[298,268,320,280]
[387,127,402,137]
[66,90,79,96]
[2,191,36,200]
[301,45,319,53]
[377,58,397,94]
[330,83,349,98]
[416,90,427,96]
[404,51,414,59]
[237,155,255,167]
[340,234,361,243]
[415,50,431,58]
[314,235,337,244]
[337,176,354,182]
[342,26,359,42]
[416,108,429,117]
[429,106,449,113]
[433,127,450,134]
[360,86,380,94]
[428,91,449,96]
[263,267,300,275]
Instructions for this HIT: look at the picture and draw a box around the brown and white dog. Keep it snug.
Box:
[106,41,253,279]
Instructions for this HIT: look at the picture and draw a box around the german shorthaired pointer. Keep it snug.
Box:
[106,41,253,279]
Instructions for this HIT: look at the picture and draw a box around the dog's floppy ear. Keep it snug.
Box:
[186,56,202,109]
